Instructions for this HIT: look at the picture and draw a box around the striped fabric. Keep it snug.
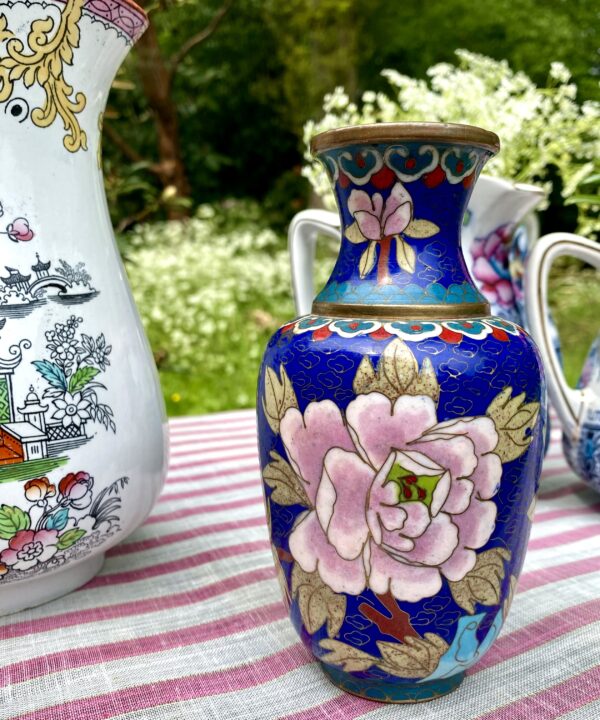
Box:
[2,410,600,719]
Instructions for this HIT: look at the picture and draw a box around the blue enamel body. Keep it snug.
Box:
[257,132,546,701]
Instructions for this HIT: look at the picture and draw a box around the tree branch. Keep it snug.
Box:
[359,591,419,641]
[169,0,233,78]
[103,121,146,166]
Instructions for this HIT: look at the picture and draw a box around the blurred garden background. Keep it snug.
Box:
[110,0,600,416]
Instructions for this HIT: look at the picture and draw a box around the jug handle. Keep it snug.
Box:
[525,232,600,437]
[288,210,341,316]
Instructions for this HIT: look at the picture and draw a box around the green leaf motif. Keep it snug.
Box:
[0,505,30,539]
[345,221,367,244]
[57,528,86,550]
[352,339,440,404]
[448,547,511,614]
[376,634,449,678]
[292,564,346,638]
[262,364,298,435]
[486,387,541,462]
[395,235,416,273]
[32,360,68,391]
[403,218,440,238]
[263,450,311,507]
[358,241,377,278]
[69,366,101,393]
[319,633,449,678]
[319,639,378,673]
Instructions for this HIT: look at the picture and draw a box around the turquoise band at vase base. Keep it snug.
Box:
[320,663,465,703]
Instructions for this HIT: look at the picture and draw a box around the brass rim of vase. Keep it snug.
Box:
[310,122,500,155]
[312,300,492,321]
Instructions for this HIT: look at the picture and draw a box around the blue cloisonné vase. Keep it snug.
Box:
[257,123,545,703]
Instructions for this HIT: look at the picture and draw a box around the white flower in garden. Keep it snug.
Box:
[302,50,600,237]
[53,392,91,428]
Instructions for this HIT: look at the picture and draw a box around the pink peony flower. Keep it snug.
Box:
[1,529,58,571]
[6,218,34,242]
[348,182,412,241]
[281,393,501,602]
[471,225,514,308]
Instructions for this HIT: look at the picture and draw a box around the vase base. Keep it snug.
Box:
[320,663,465,704]
[0,553,105,616]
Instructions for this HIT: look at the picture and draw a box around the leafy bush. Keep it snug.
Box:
[303,50,600,237]
[124,203,328,414]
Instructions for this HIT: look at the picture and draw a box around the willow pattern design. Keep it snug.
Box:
[0,0,87,152]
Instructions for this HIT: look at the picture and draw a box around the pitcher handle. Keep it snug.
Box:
[288,209,341,316]
[525,232,600,437]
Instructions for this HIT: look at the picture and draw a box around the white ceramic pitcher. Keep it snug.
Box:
[290,175,544,322]
[0,0,167,613]
[526,232,600,490]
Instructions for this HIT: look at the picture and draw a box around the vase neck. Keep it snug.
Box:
[314,141,493,320]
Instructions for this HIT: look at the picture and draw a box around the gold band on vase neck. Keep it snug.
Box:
[311,300,491,321]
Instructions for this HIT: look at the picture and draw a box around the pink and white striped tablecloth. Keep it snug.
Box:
[2,410,600,719]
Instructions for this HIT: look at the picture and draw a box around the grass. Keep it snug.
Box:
[0,456,68,484]
[159,307,294,417]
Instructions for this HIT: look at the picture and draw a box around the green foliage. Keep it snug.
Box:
[104,0,299,225]
[57,528,86,550]
[124,202,332,414]
[357,0,599,103]
[304,51,600,237]
[0,505,30,539]
[104,0,599,229]
[69,367,101,394]
[549,262,600,387]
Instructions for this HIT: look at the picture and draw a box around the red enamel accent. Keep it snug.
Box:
[339,172,350,188]
[439,327,463,344]
[491,327,509,342]
[370,327,392,341]
[463,322,473,328]
[406,157,416,169]
[280,322,295,333]
[410,325,422,331]
[312,326,333,341]
[417,487,426,500]
[403,486,413,500]
[456,161,464,174]
[371,165,395,189]
[349,322,360,330]
[423,165,445,188]
[463,173,475,188]
[356,152,366,169]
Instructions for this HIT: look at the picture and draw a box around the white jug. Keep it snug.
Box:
[0,0,167,613]
[526,232,600,490]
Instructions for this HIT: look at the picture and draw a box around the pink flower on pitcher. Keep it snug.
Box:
[471,224,514,308]
[348,182,412,241]
[1,529,59,571]
[59,471,94,509]
[6,217,34,242]
[281,393,500,602]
